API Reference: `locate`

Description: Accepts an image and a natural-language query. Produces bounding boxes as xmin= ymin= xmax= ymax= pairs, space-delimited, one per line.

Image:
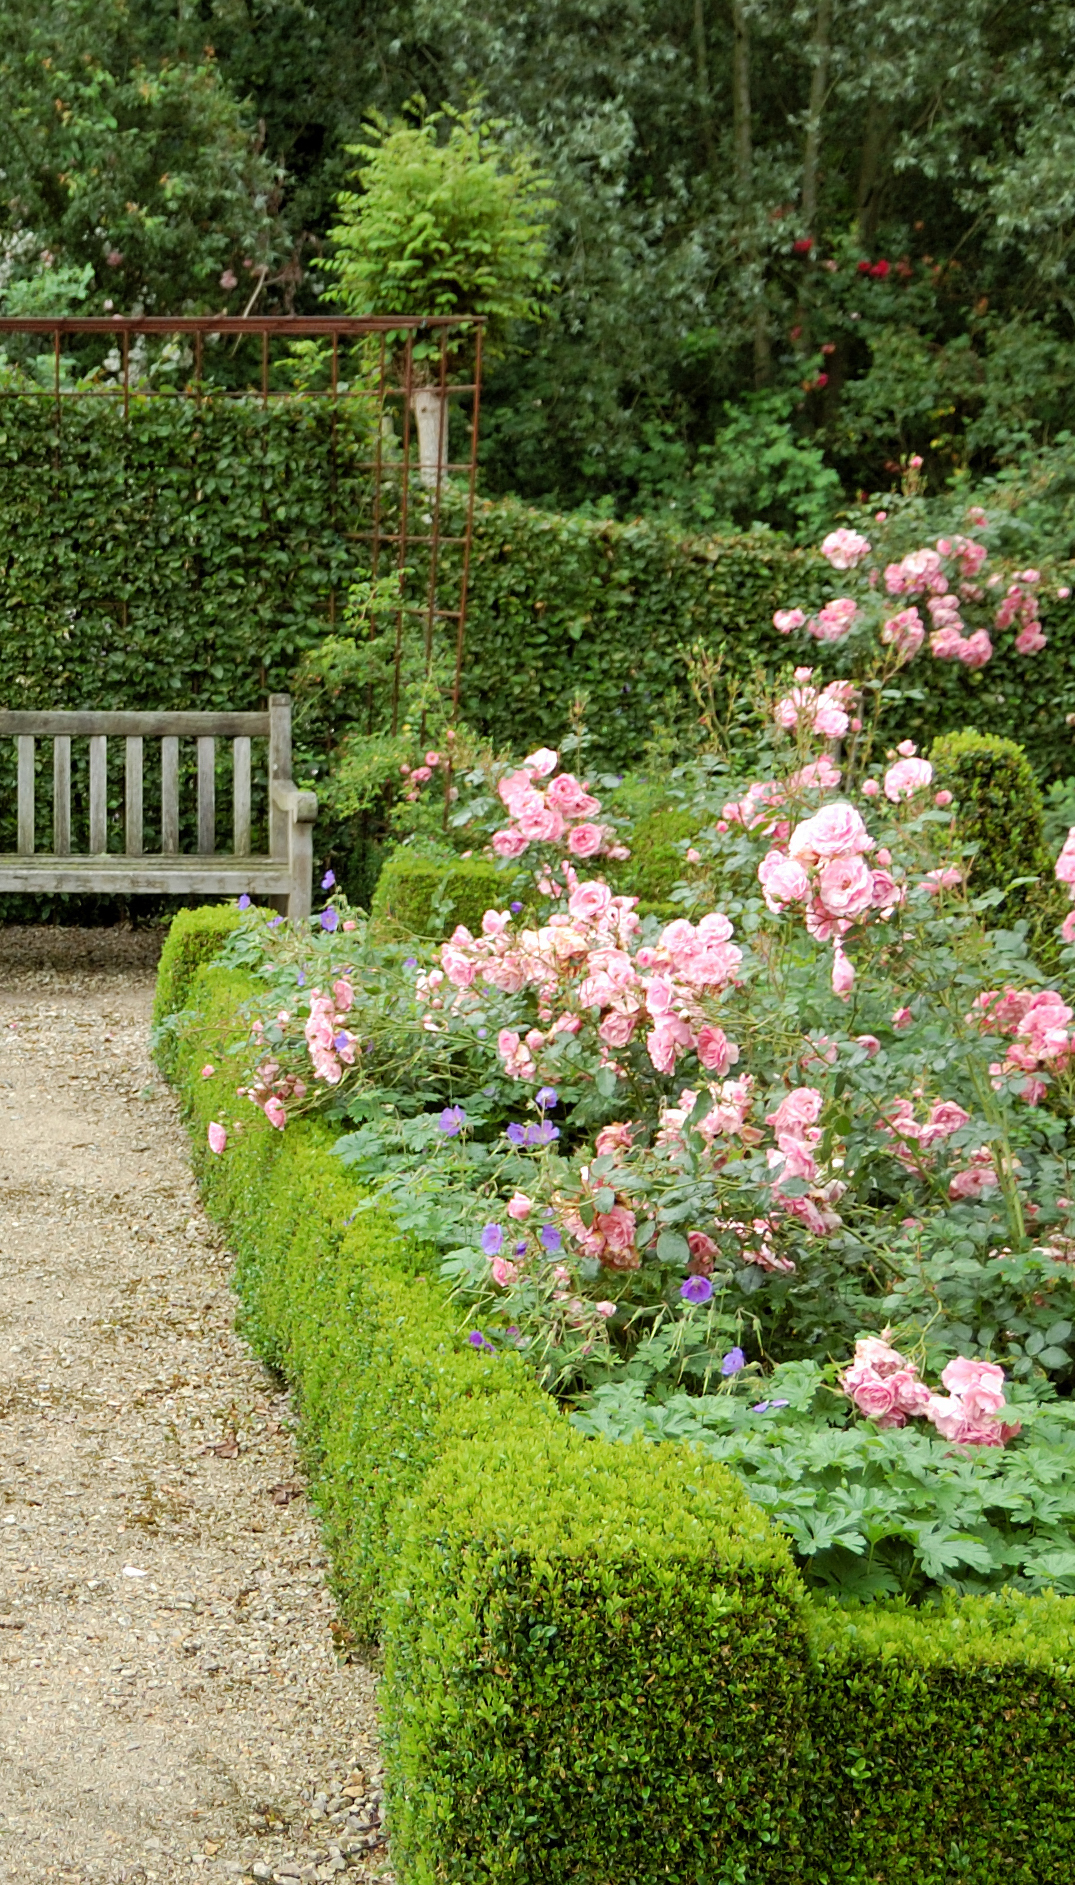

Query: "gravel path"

xmin=0 ymin=935 xmax=388 ymax=1885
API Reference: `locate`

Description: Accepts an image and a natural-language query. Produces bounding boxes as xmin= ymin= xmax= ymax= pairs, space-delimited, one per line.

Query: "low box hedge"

xmin=162 ymin=908 xmax=1075 ymax=1883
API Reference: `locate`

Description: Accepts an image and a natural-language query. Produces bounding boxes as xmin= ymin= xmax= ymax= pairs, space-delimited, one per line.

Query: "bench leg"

xmin=287 ymin=812 xmax=314 ymax=923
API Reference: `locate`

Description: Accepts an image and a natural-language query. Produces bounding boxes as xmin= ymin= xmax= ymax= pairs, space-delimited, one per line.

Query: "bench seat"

xmin=0 ymin=854 xmax=296 ymax=896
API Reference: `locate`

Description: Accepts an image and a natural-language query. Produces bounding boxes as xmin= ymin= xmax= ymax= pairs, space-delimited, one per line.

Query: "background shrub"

xmin=929 ymin=729 xmax=1067 ymax=955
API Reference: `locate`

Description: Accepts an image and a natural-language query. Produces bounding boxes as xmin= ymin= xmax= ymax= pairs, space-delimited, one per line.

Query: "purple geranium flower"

xmin=467 ymin=1330 xmax=493 ymax=1351
xmin=268 ymin=914 xmax=283 ymax=928
xmin=535 ymin=1086 xmax=558 ymax=1111
xmin=510 ymin=900 xmax=523 ymax=913
xmin=514 ymin=1239 xmax=527 ymax=1255
xmin=320 ymin=906 xmax=339 ymax=932
xmin=721 ymin=1346 xmax=746 ymax=1376
xmin=438 ymin=1105 xmax=467 ymax=1136
xmin=297 ymin=969 xmax=306 ymax=987
xmin=403 ymin=956 xmax=417 ymax=969
xmin=481 ymin=1223 xmax=504 ymax=1256
xmin=527 ymin=1120 xmax=560 ymax=1146
xmin=752 ymin=1399 xmax=790 ymax=1413
xmin=680 ymin=1276 xmax=714 ymax=1306
xmin=237 ymin=894 xmax=251 ymax=911
xmin=506 ymin=1123 xmax=527 ymax=1147
xmin=333 ymin=1032 xmax=352 ymax=1053
xmin=540 ymin=1224 xmax=562 ymax=1253
xmin=321 ymin=869 xmax=336 ymax=889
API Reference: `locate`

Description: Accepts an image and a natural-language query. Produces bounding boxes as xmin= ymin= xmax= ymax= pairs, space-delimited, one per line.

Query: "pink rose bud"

xmin=207 ymin=1121 xmax=227 ymax=1155
xmin=1058 ymin=587 xmax=1071 ymax=600
xmin=909 ymin=454 xmax=923 ymax=468
xmin=862 ymin=778 xmax=880 ymax=797
xmin=507 ymin=1191 xmax=533 ymax=1220
xmin=934 ymin=789 xmax=953 ymax=806
xmin=875 ymin=510 xmax=888 ymax=521
xmin=425 ymin=751 xmax=441 ymax=767
xmin=201 ymin=1064 xmax=215 ymax=1079
xmin=850 ymin=716 xmax=862 ymax=731
xmin=897 ymin=739 xmax=917 ymax=756
xmin=685 ymin=847 xmax=701 ymax=864
xmin=343 ymin=919 xmax=357 ymax=931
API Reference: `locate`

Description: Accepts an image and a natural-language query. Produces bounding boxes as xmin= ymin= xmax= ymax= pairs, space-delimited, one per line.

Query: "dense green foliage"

xmin=930 ymin=729 xmax=1068 ymax=947
xmin=326 ymin=107 xmax=553 ymax=360
xmin=162 ymin=921 xmax=1075 ymax=1884
xmin=369 ymin=853 xmax=506 ymax=939
xmin=40 ymin=1 xmax=1075 ymax=518
xmin=0 ymin=1 xmax=286 ymax=318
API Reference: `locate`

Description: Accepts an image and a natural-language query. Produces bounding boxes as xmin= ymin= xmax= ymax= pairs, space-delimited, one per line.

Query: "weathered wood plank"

xmin=233 ymin=736 xmax=251 ymax=856
xmin=16 ymin=737 xmax=34 ymax=855
xmin=0 ymin=711 xmax=269 ymax=738
xmin=161 ymin=736 xmax=179 ymax=854
xmin=53 ymin=737 xmax=71 ymax=856
xmin=268 ymin=694 xmax=290 ymax=862
xmin=88 ymin=737 xmax=107 ymax=853
xmin=197 ymin=737 xmax=216 ymax=854
xmin=0 ymin=857 xmax=291 ymax=894
xmin=125 ymin=736 xmax=143 ymax=856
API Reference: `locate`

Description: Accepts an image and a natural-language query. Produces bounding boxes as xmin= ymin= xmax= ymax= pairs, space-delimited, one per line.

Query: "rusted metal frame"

xmin=391 ymin=334 xmax=416 ymax=736
xmin=453 ymin=323 xmax=483 ymax=714
xmin=423 ymin=331 xmax=450 ymax=683
xmin=0 ymin=316 xmax=481 ymax=335
xmin=366 ymin=331 xmax=389 ymax=737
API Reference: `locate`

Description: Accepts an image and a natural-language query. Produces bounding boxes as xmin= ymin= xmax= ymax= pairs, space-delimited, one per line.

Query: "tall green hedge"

xmin=162 ymin=909 xmax=1075 ymax=1884
xmin=5 ymin=395 xmax=1075 ymax=791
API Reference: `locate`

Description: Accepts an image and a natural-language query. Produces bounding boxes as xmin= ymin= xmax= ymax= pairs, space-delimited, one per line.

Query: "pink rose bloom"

xmin=410 ymin=766 xmax=432 ymax=785
xmin=941 ymin=1356 xmax=1006 ymax=1416
xmin=499 ymin=770 xmax=543 ymax=816
xmin=813 ymin=697 xmax=851 ymax=738
xmin=201 ymin=1063 xmax=215 ymax=1079
xmin=507 ymin=1191 xmax=533 ymax=1220
xmin=264 ymin=1095 xmax=287 ymax=1130
xmin=441 ymin=947 xmax=478 ymax=989
xmin=1054 ymin=830 xmax=1075 ymax=886
xmin=850 ymin=1374 xmax=900 ymax=1421
xmin=935 ymin=789 xmax=953 ymax=807
xmin=207 ymin=1121 xmax=227 ymax=1154
xmin=647 ymin=1016 xmax=693 ymax=1073
xmin=929 ymin=625 xmax=966 ymax=660
xmin=773 ymin=608 xmax=806 ymax=632
xmin=958 ymin=629 xmax=993 ymax=668
xmin=492 ymin=825 xmax=529 ymax=858
xmin=696 ymin=1025 xmax=739 ymax=1074
xmin=758 ymin=849 xmax=810 ymax=910
xmin=598 ymin=1007 xmax=638 ymax=1047
xmin=597 ymin=1204 xmax=637 ymax=1257
xmin=490 ymin=1256 xmax=518 ymax=1287
xmin=767 ymin=1087 xmax=822 ymax=1136
xmin=920 ymin=866 xmax=962 ymax=894
xmin=644 ymin=975 xmax=675 ymax=1016
xmin=1063 ymin=910 xmax=1075 ymax=943
xmin=568 ymin=880 xmax=612 ymax=923
xmin=923 ymin=1099 xmax=970 ymax=1139
xmin=425 ymin=750 xmax=441 ymax=767
xmin=547 ymin=773 xmax=601 ymax=816
xmin=884 ymin=756 xmax=933 ymax=802
xmin=820 ymin=528 xmax=872 ymax=570
xmin=332 ymin=978 xmax=355 ymax=1012
xmin=595 ymin=1121 xmax=634 ymax=1155
xmin=523 ymin=747 xmax=559 ymax=777
xmin=566 ymin=822 xmax=604 ymax=857
xmin=948 ymin=1163 xmax=998 ymax=1200
xmin=789 ymin=801 xmax=873 ymax=865
xmin=870 ymin=869 xmax=901 ymax=909
xmin=788 ymin=756 xmax=842 ymax=792
xmin=831 ymin=946 xmax=855 ymax=999
xmin=595 ymin=1300 xmax=617 ymax=1318
xmin=817 ymin=853 xmax=874 ymax=918
xmin=1015 ymin=622 xmax=1047 ymax=654
xmin=498 ymin=1029 xmax=535 ymax=1077
xmin=774 ymin=685 xmax=816 ymax=730
xmin=687 ymin=1230 xmax=719 ymax=1274
xmin=811 ymin=597 xmax=859 ymax=641
xmin=518 ymin=803 xmax=566 ymax=844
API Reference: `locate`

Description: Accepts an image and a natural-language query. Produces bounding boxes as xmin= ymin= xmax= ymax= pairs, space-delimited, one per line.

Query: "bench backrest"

xmin=0 ymin=694 xmax=294 ymax=859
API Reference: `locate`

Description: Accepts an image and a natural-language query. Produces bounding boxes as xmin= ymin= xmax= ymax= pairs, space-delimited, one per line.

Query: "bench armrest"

xmin=271 ymin=780 xmax=318 ymax=823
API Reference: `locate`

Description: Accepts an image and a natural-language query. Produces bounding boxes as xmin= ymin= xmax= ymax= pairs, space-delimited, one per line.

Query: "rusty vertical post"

xmin=453 ymin=321 xmax=483 ymax=715
xmin=391 ymin=333 xmax=415 ymax=736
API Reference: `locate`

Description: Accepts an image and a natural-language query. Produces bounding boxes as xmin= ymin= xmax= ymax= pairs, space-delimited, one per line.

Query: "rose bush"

xmin=200 ymin=656 xmax=1075 ymax=1599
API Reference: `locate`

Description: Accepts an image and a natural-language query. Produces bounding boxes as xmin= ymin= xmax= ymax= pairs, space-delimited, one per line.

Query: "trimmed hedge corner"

xmin=369 ymin=852 xmax=508 ymax=940
xmin=160 ymin=906 xmax=1075 ymax=1884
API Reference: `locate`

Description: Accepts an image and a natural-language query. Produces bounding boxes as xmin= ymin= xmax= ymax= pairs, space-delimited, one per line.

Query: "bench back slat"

xmin=88 ymin=737 xmax=108 ymax=853
xmin=17 ymin=736 xmax=34 ymax=854
xmin=233 ymin=736 xmax=252 ymax=857
xmin=125 ymin=736 xmax=143 ymax=856
xmin=161 ymin=736 xmax=180 ymax=855
xmin=197 ymin=737 xmax=216 ymax=855
xmin=53 ymin=737 xmax=71 ymax=855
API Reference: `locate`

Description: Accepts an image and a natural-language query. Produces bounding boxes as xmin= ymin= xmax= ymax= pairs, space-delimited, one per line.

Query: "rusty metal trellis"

xmin=0 ymin=315 xmax=484 ymax=725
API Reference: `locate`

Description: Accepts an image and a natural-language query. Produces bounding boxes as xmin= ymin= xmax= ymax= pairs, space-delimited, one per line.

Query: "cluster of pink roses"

xmin=757 ymin=800 xmax=902 ymax=996
xmin=775 ymin=669 xmax=858 ymax=739
xmin=968 ymin=985 xmax=1075 ymax=1105
xmin=436 ymin=877 xmax=743 ymax=1082
xmin=490 ymin=748 xmax=628 ymax=864
xmin=764 ymin=1086 xmax=846 ymax=1239
xmin=302 ymin=981 xmax=359 ymax=1088
xmin=840 ymin=1336 xmax=1020 ymax=1446
xmin=400 ymin=747 xmax=446 ymax=803
xmin=875 ymin=1094 xmax=998 ymax=1197
xmin=773 ymin=526 xmax=1049 ymax=671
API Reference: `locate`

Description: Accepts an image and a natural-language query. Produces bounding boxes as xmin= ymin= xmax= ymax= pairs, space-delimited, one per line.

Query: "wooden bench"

xmin=0 ymin=693 xmax=317 ymax=919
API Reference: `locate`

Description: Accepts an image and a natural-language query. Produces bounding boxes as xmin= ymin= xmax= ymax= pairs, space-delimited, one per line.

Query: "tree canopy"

xmin=6 ymin=2 xmax=1075 ymax=527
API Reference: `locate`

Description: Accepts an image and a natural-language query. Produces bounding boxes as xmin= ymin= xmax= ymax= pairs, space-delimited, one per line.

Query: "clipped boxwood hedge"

xmin=369 ymin=852 xmax=507 ymax=940
xmin=162 ymin=909 xmax=1075 ymax=1883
